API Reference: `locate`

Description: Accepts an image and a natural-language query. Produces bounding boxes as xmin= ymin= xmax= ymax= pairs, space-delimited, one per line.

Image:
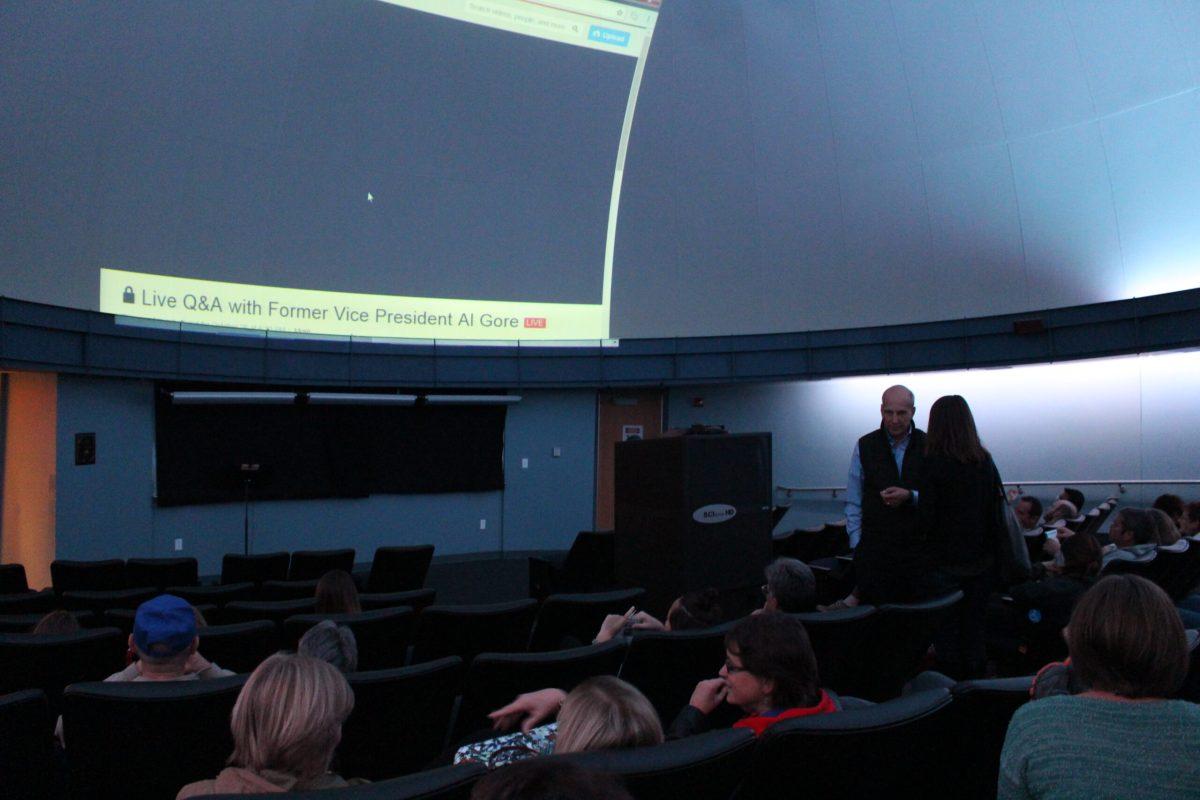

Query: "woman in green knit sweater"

xmin=998 ymin=574 xmax=1200 ymax=799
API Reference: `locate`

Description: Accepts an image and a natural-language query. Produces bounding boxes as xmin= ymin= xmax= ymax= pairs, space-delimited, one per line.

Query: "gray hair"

xmin=297 ymin=620 xmax=358 ymax=673
xmin=764 ymin=557 xmax=816 ymax=613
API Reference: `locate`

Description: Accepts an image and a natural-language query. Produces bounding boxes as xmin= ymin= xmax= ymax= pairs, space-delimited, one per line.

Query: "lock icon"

xmin=123 ymin=286 xmax=135 ymax=303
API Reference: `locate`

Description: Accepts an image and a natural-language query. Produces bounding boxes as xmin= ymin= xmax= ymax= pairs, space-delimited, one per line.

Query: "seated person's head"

xmin=1015 ymin=496 xmax=1043 ymax=530
xmin=665 ymin=588 xmax=723 ymax=631
xmin=131 ymin=594 xmax=199 ymax=674
xmin=298 ymin=619 xmax=358 ymax=673
xmin=720 ymin=613 xmax=820 ymax=715
xmin=1044 ymin=499 xmax=1078 ymax=524
xmin=1152 ymin=493 xmax=1184 ymax=525
xmin=1060 ymin=488 xmax=1086 ymax=513
xmin=762 ymin=558 xmax=816 ymax=613
xmin=1149 ymin=508 xmax=1181 ymax=545
xmin=554 ymin=676 xmax=662 ymax=754
xmin=470 ymin=760 xmax=633 ymax=800
xmin=314 ymin=570 xmax=361 ymax=615
xmin=1108 ymin=508 xmax=1156 ymax=548
xmin=1181 ymin=501 xmax=1200 ymax=537
xmin=32 ymin=609 xmax=81 ymax=635
xmin=229 ymin=653 xmax=354 ymax=783
xmin=1066 ymin=574 xmax=1188 ymax=699
xmin=1059 ymin=531 xmax=1102 ymax=579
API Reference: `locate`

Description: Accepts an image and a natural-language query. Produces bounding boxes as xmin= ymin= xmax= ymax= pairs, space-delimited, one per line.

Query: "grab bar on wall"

xmin=776 ymin=479 xmax=1200 ymax=500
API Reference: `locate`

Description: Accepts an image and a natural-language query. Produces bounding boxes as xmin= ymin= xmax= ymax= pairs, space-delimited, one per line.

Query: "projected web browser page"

xmin=99 ymin=0 xmax=662 ymax=344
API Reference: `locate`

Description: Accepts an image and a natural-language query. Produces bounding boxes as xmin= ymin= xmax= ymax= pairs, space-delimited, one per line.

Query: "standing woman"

xmin=917 ymin=394 xmax=1001 ymax=679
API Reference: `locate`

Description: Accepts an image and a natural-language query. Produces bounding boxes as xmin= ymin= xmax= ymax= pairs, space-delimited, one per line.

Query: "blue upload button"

xmin=588 ymin=25 xmax=630 ymax=47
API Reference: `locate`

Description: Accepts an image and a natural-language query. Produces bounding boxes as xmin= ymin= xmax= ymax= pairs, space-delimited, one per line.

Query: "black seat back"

xmin=0 ymin=689 xmax=56 ymax=800
xmin=411 ymin=600 xmax=539 ymax=665
xmin=339 ymin=657 xmax=464 ymax=780
xmin=260 ymin=578 xmax=320 ymax=601
xmin=942 ymin=675 xmax=1033 ymax=799
xmin=125 ymin=557 xmax=199 ymax=590
xmin=791 ymin=605 xmax=878 ymax=693
xmin=367 ymin=545 xmax=435 ymax=593
xmin=560 ymin=728 xmax=756 ymax=800
xmin=168 ymin=582 xmax=256 ymax=609
xmin=361 ymin=588 xmax=436 ymax=613
xmin=619 ymin=622 xmax=734 ymax=722
xmin=223 ymin=597 xmax=318 ymax=629
xmin=62 ymin=675 xmax=247 ymax=800
xmin=197 ymin=620 xmax=281 ymax=674
xmin=1150 ymin=543 xmax=1200 ymax=600
xmin=842 ymin=590 xmax=963 ymax=700
xmin=0 ymin=563 xmax=30 ymax=594
xmin=62 ymin=586 xmax=158 ymax=616
xmin=0 ymin=609 xmax=96 ymax=633
xmin=737 ymin=689 xmax=955 ymax=799
xmin=0 ymin=588 xmax=59 ymax=614
xmin=0 ymin=628 xmax=125 ymax=714
xmin=213 ymin=764 xmax=485 ymax=800
xmin=51 ymin=559 xmax=126 ymax=593
xmin=456 ymin=639 xmax=628 ymax=739
xmin=528 ymin=588 xmax=645 ymax=651
xmin=289 ymin=548 xmax=356 ymax=582
xmin=221 ymin=552 xmax=289 ymax=586
xmin=284 ymin=607 xmax=416 ymax=671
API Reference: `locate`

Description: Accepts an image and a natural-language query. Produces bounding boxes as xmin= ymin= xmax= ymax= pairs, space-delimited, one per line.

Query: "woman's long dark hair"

xmin=924 ymin=395 xmax=988 ymax=464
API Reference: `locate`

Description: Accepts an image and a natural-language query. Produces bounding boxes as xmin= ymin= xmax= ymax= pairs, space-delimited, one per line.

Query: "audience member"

xmin=108 ymin=594 xmax=234 ymax=682
xmin=760 ymin=557 xmax=816 ymax=613
xmin=298 ymin=620 xmax=358 ymax=673
xmin=314 ymin=570 xmax=361 ymax=615
xmin=999 ymin=575 xmax=1200 ymax=799
xmin=1149 ymin=508 xmax=1183 ymax=548
xmin=32 ymin=609 xmax=80 ymax=635
xmin=470 ymin=760 xmax=633 ymax=800
xmin=670 ymin=612 xmax=835 ymax=737
xmin=1152 ymin=493 xmax=1185 ymax=526
xmin=1042 ymin=499 xmax=1078 ymax=526
xmin=593 ymin=588 xmax=722 ymax=643
xmin=1060 ymin=487 xmax=1086 ymax=514
xmin=1013 ymin=496 xmax=1043 ymax=532
xmin=1009 ymin=531 xmax=1102 ymax=636
xmin=1181 ymin=501 xmax=1200 ymax=537
xmin=177 ymin=654 xmax=361 ymax=797
xmin=1100 ymin=508 xmax=1158 ymax=570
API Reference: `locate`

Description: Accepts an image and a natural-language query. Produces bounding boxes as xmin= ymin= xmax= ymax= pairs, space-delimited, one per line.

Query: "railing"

xmin=776 ymin=479 xmax=1200 ymax=500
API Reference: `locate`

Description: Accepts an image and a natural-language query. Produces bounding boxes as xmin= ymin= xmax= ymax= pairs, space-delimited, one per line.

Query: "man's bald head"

xmin=880 ymin=385 xmax=915 ymax=439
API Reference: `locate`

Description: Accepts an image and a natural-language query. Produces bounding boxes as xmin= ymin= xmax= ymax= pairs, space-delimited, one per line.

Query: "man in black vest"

xmin=822 ymin=385 xmax=939 ymax=608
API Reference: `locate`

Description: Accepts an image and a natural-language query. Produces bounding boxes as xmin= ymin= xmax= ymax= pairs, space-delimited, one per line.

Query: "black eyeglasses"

xmin=723 ymin=658 xmax=748 ymax=674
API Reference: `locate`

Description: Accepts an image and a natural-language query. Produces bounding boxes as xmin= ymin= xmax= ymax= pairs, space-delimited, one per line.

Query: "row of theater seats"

xmin=0 ymin=669 xmax=1042 ymax=800
xmin=0 ymin=545 xmax=437 ymax=598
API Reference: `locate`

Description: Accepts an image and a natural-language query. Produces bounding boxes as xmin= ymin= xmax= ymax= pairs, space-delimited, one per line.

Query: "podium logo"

xmin=693 ymin=504 xmax=737 ymax=524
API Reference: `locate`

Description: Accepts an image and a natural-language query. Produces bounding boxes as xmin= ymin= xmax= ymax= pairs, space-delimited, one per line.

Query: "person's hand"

xmin=880 ymin=486 xmax=911 ymax=507
xmin=183 ymin=651 xmax=212 ymax=675
xmin=488 ymin=688 xmax=566 ymax=733
xmin=1043 ymin=537 xmax=1062 ymax=557
xmin=630 ymin=611 xmax=666 ymax=632
xmin=689 ymin=678 xmax=727 ymax=715
xmin=595 ymin=607 xmax=636 ymax=643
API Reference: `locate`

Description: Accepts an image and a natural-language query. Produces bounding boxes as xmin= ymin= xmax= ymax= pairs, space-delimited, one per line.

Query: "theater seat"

xmin=124 ymin=557 xmax=199 ymax=591
xmin=196 ymin=620 xmax=281 ymax=674
xmin=339 ymin=657 xmax=464 ymax=780
xmin=62 ymin=586 xmax=158 ymax=616
xmin=288 ymin=548 xmax=356 ymax=582
xmin=618 ymin=622 xmax=735 ymax=722
xmin=260 ymin=578 xmax=320 ymax=601
xmin=791 ymin=604 xmax=878 ymax=694
xmin=410 ymin=600 xmax=539 ymax=665
xmin=220 ymin=552 xmax=289 ymax=586
xmin=527 ymin=588 xmax=645 ymax=651
xmin=361 ymin=588 xmax=437 ymax=613
xmin=0 ymin=563 xmax=30 ymax=594
xmin=455 ymin=639 xmax=628 ymax=739
xmin=284 ymin=607 xmax=416 ymax=671
xmin=735 ymin=688 xmax=955 ymax=799
xmin=367 ymin=545 xmax=436 ymax=593
xmin=0 ymin=689 xmax=57 ymax=800
xmin=62 ymin=675 xmax=247 ymax=800
xmin=223 ymin=597 xmax=317 ymax=629
xmin=0 ymin=628 xmax=126 ymax=714
xmin=559 ymin=728 xmax=756 ymax=800
xmin=168 ymin=582 xmax=256 ymax=609
xmin=0 ymin=610 xmax=96 ymax=633
xmin=51 ymin=559 xmax=126 ymax=593
xmin=528 ymin=531 xmax=615 ymax=600
xmin=206 ymin=763 xmax=486 ymax=800
xmin=0 ymin=589 xmax=59 ymax=615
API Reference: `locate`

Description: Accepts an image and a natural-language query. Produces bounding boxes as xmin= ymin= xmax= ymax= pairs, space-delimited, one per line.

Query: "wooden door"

xmin=595 ymin=390 xmax=663 ymax=530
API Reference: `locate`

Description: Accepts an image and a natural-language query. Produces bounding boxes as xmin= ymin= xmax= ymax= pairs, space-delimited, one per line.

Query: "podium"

xmin=614 ymin=433 xmax=773 ymax=614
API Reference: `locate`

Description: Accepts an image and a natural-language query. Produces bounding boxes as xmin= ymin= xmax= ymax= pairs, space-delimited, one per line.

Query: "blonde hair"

xmin=554 ymin=676 xmax=662 ymax=754
xmin=1149 ymin=508 xmax=1181 ymax=545
xmin=229 ymin=653 xmax=354 ymax=781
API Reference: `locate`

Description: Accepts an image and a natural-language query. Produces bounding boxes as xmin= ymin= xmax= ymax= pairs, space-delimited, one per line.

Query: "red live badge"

xmin=523 ymin=317 xmax=547 ymax=329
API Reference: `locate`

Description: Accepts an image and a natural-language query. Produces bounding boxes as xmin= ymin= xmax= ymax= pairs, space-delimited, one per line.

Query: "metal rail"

xmin=777 ymin=479 xmax=1200 ymax=500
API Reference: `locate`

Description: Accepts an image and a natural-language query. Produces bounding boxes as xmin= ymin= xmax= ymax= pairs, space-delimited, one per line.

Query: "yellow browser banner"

xmin=100 ymin=269 xmax=609 ymax=342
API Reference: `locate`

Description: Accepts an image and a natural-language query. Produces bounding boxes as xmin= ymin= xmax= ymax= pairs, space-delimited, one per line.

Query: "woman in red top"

xmin=669 ymin=612 xmax=836 ymax=738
